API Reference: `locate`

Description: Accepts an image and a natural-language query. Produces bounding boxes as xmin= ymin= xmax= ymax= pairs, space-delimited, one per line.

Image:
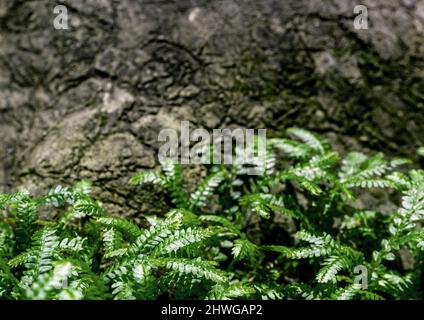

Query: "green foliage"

xmin=0 ymin=128 xmax=423 ymax=300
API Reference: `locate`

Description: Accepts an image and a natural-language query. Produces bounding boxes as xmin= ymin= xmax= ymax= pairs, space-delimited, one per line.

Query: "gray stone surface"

xmin=1 ymin=0 xmax=424 ymax=217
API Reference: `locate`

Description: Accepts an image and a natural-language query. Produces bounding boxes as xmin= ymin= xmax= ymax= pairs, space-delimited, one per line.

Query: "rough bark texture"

xmin=1 ymin=0 xmax=424 ymax=217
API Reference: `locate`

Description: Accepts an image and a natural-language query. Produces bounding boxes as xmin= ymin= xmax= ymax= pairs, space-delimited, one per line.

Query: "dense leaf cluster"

xmin=0 ymin=129 xmax=423 ymax=300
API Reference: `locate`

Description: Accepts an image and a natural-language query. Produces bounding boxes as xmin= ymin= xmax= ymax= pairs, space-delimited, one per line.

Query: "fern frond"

xmin=153 ymin=257 xmax=228 ymax=284
xmin=97 ymin=217 xmax=141 ymax=241
xmin=240 ymin=193 xmax=297 ymax=219
xmin=0 ymin=223 xmax=14 ymax=259
xmin=162 ymin=159 xmax=183 ymax=185
xmin=277 ymin=171 xmax=322 ymax=195
xmin=160 ymin=160 xmax=190 ymax=208
xmin=261 ymin=245 xmax=293 ymax=257
xmin=340 ymin=153 xmax=408 ymax=190
xmin=21 ymin=228 xmax=59 ymax=287
xmin=24 ymin=261 xmax=77 ymax=300
xmin=131 ymin=261 xmax=158 ymax=299
xmin=335 ymin=284 xmax=360 ymax=300
xmin=127 ymin=213 xmax=183 ymax=256
xmin=346 ymin=178 xmax=395 ymax=189
xmin=239 ymin=194 xmax=273 ymax=219
xmin=287 ymin=128 xmax=329 ymax=154
xmin=152 ymin=227 xmax=216 ymax=257
xmin=73 ymin=181 xmax=92 ymax=195
xmin=111 ymin=280 xmax=136 ymax=300
xmin=255 ymin=284 xmax=285 ymax=300
xmin=190 ymin=170 xmax=226 ymax=209
xmin=207 ymin=282 xmax=255 ymax=299
xmin=42 ymin=182 xmax=93 ymax=207
xmin=295 ymin=231 xmax=332 ymax=246
xmin=0 ymin=191 xmax=30 ymax=210
xmin=199 ymin=215 xmax=241 ymax=235
xmin=268 ymin=138 xmax=314 ymax=158
xmin=385 ymin=172 xmax=412 ymax=190
xmin=0 ymin=259 xmax=19 ymax=298
xmin=278 ymin=152 xmax=338 ymax=191
xmin=58 ymin=237 xmax=87 ymax=255
xmin=389 ymin=183 xmax=424 ymax=237
xmin=316 ymin=256 xmax=346 ymax=283
xmin=59 ymin=197 xmax=104 ymax=225
xmin=129 ymin=171 xmax=166 ymax=187
xmin=13 ymin=198 xmax=39 ymax=249
xmin=42 ymin=185 xmax=77 ymax=207
xmin=289 ymin=246 xmax=332 ymax=259
xmin=374 ymin=272 xmax=419 ymax=299
xmin=8 ymin=251 xmax=30 ymax=268
xmin=232 ymin=239 xmax=258 ymax=262
xmin=102 ymin=228 xmax=125 ymax=259
xmin=73 ymin=198 xmax=104 ymax=218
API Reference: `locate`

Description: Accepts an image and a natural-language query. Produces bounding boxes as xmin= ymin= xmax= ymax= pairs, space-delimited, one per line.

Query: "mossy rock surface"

xmin=1 ymin=0 xmax=424 ymax=216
